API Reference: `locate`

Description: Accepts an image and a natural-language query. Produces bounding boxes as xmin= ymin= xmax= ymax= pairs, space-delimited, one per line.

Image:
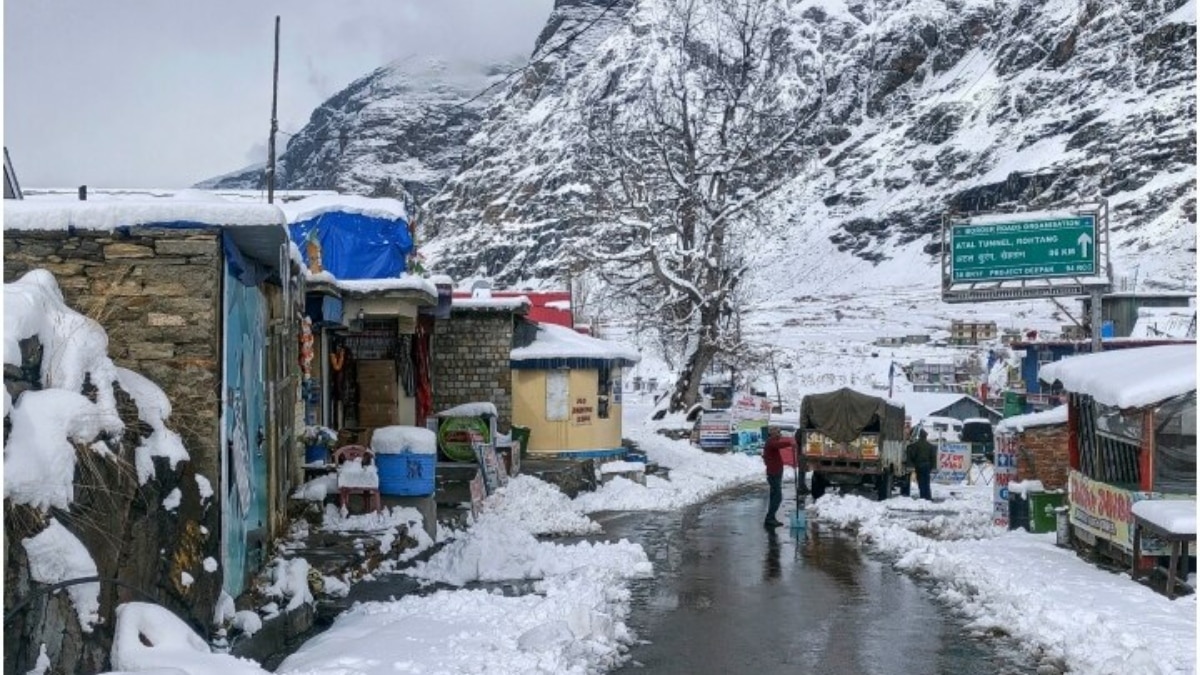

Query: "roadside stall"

xmin=1038 ymin=344 xmax=1196 ymax=583
xmin=510 ymin=320 xmax=640 ymax=460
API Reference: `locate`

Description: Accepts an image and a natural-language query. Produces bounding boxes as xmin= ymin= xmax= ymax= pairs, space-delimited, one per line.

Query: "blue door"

xmin=221 ymin=260 xmax=269 ymax=598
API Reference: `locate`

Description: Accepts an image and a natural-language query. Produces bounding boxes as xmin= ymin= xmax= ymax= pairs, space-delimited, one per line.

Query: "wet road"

xmin=598 ymin=486 xmax=1036 ymax=675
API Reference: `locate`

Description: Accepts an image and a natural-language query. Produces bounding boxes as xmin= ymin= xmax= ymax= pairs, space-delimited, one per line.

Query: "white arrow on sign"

xmin=1077 ymin=232 xmax=1093 ymax=258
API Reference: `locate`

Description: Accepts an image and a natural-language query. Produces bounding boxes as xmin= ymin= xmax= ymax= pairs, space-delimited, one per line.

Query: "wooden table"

xmin=1131 ymin=501 xmax=1197 ymax=600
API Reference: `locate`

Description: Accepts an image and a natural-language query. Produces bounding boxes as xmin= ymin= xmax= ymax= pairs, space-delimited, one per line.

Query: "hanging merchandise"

xmin=299 ymin=316 xmax=315 ymax=380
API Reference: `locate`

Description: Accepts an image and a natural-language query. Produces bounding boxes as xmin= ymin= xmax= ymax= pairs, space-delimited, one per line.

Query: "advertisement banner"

xmin=992 ymin=434 xmax=1019 ymax=527
xmin=934 ymin=443 xmax=972 ymax=484
xmin=699 ymin=409 xmax=733 ymax=450
xmin=1066 ymin=471 xmax=1188 ymax=555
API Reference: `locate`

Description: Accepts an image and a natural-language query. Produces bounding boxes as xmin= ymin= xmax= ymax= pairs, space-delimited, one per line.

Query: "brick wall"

xmin=1015 ymin=424 xmax=1071 ymax=490
xmin=4 ymin=229 xmax=224 ymax=480
xmin=432 ymin=311 xmax=515 ymax=431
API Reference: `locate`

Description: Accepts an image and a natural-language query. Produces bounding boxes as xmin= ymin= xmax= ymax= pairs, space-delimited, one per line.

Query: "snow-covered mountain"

xmin=199 ymin=0 xmax=1196 ymax=295
xmin=195 ymin=57 xmax=520 ymax=213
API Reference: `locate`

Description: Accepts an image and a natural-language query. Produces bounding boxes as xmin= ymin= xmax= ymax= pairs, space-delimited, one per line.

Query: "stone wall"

xmin=1014 ymin=425 xmax=1071 ymax=490
xmin=3 ymin=324 xmax=221 ymax=674
xmin=4 ymin=228 xmax=223 ymax=482
xmin=432 ymin=310 xmax=515 ymax=431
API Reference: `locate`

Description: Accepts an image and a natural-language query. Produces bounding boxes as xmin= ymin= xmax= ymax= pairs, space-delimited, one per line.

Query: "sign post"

xmin=949 ymin=216 xmax=1097 ymax=282
xmin=941 ymin=204 xmax=1111 ymax=304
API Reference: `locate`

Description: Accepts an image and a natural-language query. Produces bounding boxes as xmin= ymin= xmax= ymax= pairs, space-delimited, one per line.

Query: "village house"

xmin=3 ymin=196 xmax=303 ymax=671
xmin=949 ymin=319 xmax=998 ymax=345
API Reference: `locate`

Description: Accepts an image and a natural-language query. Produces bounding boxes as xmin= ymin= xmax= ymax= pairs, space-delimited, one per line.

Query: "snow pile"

xmin=109 ymin=602 xmax=268 ymax=674
xmin=408 ymin=517 xmax=649 ymax=586
xmin=262 ymin=558 xmax=313 ymax=612
xmin=370 ymin=425 xmax=437 ymax=454
xmin=1131 ymin=500 xmax=1197 ymax=536
xmin=574 ymin=427 xmax=762 ymax=513
xmin=477 ymin=475 xmax=601 ymax=536
xmin=315 ymin=504 xmax=436 ymax=560
xmin=21 ymin=519 xmax=101 ymax=631
xmin=436 ymin=401 xmax=498 ymax=418
xmin=278 ymin=566 xmax=637 ymax=675
xmin=809 ymin=492 xmax=1196 ymax=674
xmin=115 ymin=367 xmax=189 ymax=483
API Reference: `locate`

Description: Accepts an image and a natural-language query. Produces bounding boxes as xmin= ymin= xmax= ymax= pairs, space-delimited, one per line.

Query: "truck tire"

xmin=875 ymin=469 xmax=893 ymax=502
xmin=811 ymin=472 xmax=827 ymax=501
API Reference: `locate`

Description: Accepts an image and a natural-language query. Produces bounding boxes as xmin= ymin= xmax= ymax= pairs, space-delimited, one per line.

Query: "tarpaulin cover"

xmin=289 ymin=210 xmax=412 ymax=280
xmin=799 ymin=387 xmax=906 ymax=444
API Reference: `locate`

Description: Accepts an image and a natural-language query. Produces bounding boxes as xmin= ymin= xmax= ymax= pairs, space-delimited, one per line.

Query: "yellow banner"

xmin=1068 ymin=470 xmax=1134 ymax=549
xmin=1067 ymin=471 xmax=1194 ymax=556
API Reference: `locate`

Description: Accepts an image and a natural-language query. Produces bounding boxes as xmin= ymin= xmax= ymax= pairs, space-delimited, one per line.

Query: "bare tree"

xmin=578 ymin=0 xmax=822 ymax=412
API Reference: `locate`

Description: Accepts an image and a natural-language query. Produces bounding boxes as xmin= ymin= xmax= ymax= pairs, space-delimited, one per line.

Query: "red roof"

xmin=452 ymin=290 xmax=573 ymax=328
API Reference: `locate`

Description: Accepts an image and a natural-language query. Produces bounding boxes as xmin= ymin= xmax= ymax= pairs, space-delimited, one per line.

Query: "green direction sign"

xmin=950 ymin=216 xmax=1097 ymax=282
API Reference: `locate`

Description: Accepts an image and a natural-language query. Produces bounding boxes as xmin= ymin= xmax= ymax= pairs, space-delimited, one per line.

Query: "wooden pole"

xmin=267 ymin=16 xmax=280 ymax=203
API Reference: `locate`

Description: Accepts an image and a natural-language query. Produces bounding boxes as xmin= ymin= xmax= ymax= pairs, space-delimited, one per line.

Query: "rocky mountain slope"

xmin=200 ymin=0 xmax=1196 ymax=295
xmin=196 ymin=57 xmax=518 ymax=211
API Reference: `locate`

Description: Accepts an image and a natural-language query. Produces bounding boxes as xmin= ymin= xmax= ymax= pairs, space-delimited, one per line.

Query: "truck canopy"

xmin=799 ymin=387 xmax=906 ymax=443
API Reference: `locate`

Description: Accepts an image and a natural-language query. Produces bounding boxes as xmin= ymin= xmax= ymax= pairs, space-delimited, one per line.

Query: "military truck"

xmin=797 ymin=387 xmax=907 ymax=501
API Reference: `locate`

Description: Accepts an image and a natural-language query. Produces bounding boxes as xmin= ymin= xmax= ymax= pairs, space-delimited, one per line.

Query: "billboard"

xmin=941 ymin=204 xmax=1111 ymax=303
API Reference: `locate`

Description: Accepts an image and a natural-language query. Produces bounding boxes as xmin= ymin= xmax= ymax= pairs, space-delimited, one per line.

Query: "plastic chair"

xmin=332 ymin=444 xmax=381 ymax=513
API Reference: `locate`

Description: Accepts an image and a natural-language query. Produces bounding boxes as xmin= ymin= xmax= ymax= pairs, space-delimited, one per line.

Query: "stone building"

xmin=3 ymin=198 xmax=301 ymax=672
xmin=432 ymin=293 xmax=531 ymax=432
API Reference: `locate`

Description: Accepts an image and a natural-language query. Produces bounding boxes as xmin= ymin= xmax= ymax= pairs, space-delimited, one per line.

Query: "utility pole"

xmin=266 ymin=16 xmax=280 ymax=203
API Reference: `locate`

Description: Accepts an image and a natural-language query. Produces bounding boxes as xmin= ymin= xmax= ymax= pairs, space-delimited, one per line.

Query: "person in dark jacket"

xmin=762 ymin=426 xmax=794 ymax=527
xmin=905 ymin=429 xmax=938 ymax=501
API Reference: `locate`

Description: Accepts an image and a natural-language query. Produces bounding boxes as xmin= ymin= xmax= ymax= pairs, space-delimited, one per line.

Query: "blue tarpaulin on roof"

xmin=289 ymin=210 xmax=413 ymax=280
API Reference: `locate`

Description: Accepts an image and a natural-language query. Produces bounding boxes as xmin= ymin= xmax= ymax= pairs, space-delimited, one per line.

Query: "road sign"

xmin=950 ymin=216 xmax=1097 ymax=282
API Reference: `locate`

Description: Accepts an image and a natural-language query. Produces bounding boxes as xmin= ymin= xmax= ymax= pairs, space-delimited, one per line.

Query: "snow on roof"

xmin=1131 ymin=499 xmax=1197 ymax=535
xmin=429 ymin=274 xmax=455 ymax=286
xmin=887 ymin=391 xmax=993 ymax=422
xmin=3 ymin=197 xmax=285 ymax=230
xmin=1038 ymin=344 xmax=1196 ymax=408
xmin=452 ymin=295 xmax=531 ymax=311
xmin=278 ymin=194 xmax=407 ymax=223
xmin=996 ymin=405 xmax=1068 ymax=433
xmin=511 ymin=321 xmax=640 ymax=365
xmin=1128 ymin=307 xmax=1196 ymax=339
xmin=328 ymin=276 xmax=438 ymax=297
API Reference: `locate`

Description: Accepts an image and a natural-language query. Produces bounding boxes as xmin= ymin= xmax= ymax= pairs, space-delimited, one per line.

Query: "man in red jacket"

xmin=762 ymin=426 xmax=794 ymax=527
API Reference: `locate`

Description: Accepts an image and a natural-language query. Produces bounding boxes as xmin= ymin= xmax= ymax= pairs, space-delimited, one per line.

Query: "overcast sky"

xmin=4 ymin=0 xmax=554 ymax=189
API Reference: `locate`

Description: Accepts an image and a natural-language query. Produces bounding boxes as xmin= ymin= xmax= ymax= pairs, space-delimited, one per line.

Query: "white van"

xmin=913 ymin=416 xmax=963 ymax=442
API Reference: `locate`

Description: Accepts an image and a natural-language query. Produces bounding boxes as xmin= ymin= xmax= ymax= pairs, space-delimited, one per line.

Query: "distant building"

xmin=949 ymin=319 xmax=998 ymax=345
xmin=1079 ymin=292 xmax=1195 ymax=338
xmin=1128 ymin=307 xmax=1196 ymax=339
xmin=1000 ymin=329 xmax=1023 ymax=345
xmin=874 ymin=334 xmax=933 ymax=347
xmin=907 ymin=357 xmax=958 ymax=392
